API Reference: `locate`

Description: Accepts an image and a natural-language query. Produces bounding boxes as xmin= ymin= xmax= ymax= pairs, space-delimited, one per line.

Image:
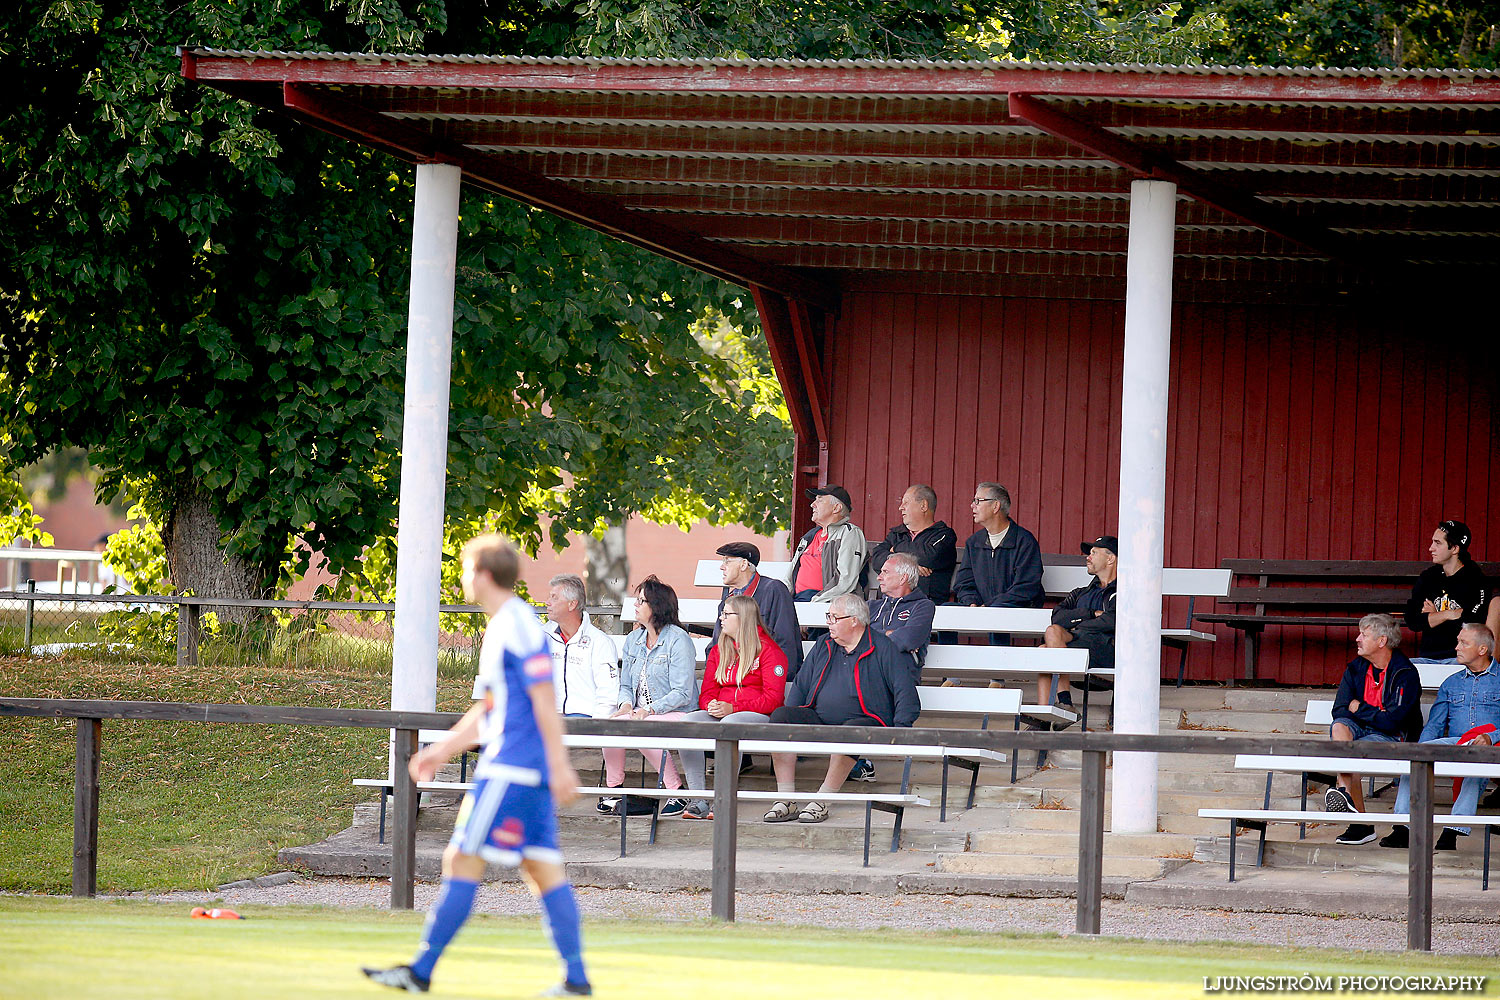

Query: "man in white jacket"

xmin=544 ymin=573 xmax=620 ymax=719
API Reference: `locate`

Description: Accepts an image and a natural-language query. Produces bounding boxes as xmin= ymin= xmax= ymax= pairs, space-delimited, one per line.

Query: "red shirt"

xmin=794 ymin=529 xmax=827 ymax=593
xmin=1362 ymin=662 xmax=1386 ymax=711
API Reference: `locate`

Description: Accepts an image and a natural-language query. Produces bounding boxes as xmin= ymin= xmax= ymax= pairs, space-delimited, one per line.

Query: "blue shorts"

xmin=450 ymin=770 xmax=561 ymax=867
xmin=1330 ymin=719 xmax=1401 ymax=743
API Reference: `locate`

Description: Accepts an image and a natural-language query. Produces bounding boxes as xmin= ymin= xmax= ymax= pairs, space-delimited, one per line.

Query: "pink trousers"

xmin=602 ymin=711 xmax=687 ymax=788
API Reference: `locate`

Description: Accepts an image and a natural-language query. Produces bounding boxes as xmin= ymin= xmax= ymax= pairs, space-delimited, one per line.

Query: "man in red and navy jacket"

xmin=760 ymin=594 xmax=920 ymax=825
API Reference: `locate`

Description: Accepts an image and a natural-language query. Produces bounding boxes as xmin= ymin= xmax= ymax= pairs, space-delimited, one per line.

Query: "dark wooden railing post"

xmin=1407 ymin=759 xmax=1434 ymax=951
xmin=23 ymin=580 xmax=36 ymax=653
xmin=711 ymin=737 xmax=740 ymax=921
xmin=73 ymin=717 xmax=101 ymax=898
xmin=391 ymin=728 xmax=419 ymax=910
xmin=176 ymin=601 xmax=201 ymax=667
xmin=1076 ymin=748 xmax=1106 ymax=934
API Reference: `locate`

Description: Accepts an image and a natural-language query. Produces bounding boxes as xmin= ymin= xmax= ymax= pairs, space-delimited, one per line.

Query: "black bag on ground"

xmin=612 ymin=794 xmax=657 ymax=816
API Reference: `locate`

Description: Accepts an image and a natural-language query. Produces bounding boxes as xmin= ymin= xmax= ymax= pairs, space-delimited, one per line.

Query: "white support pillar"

xmin=391 ymin=162 xmax=462 ymax=713
xmin=1111 ymin=178 xmax=1176 ymax=835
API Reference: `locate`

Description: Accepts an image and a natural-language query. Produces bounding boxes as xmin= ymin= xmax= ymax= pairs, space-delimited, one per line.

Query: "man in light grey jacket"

xmin=788 ymin=485 xmax=869 ymax=602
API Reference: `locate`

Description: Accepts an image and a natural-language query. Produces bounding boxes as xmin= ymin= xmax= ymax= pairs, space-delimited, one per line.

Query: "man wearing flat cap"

xmin=1036 ymin=535 xmax=1118 ymax=728
xmin=712 ymin=541 xmax=802 ymax=681
xmin=788 ymin=485 xmax=869 ymax=604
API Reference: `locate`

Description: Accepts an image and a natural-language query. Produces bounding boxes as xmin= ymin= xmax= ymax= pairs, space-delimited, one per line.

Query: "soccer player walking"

xmin=363 ymin=534 xmax=591 ymax=996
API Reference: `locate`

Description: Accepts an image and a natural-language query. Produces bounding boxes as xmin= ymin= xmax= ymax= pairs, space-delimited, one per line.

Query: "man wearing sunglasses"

xmin=761 ymin=594 xmax=920 ymax=825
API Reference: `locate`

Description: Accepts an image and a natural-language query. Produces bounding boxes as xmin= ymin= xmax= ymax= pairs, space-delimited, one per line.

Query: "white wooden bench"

xmin=922 ymin=643 xmax=1096 ymax=732
xmin=355 ymin=724 xmax=980 ymax=861
xmin=1198 ymin=805 xmax=1500 ymax=886
xmin=1045 ymin=564 xmax=1229 ymax=686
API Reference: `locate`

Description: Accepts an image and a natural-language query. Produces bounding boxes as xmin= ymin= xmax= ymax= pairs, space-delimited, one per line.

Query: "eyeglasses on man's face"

xmin=970 ymin=496 xmax=998 ymax=506
xmin=825 ymin=613 xmax=854 ymax=624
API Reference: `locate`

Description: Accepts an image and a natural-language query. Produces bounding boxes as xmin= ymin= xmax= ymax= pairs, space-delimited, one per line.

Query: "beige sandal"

xmin=763 ymin=800 xmax=799 ymax=823
xmin=797 ymin=800 xmax=830 ymax=824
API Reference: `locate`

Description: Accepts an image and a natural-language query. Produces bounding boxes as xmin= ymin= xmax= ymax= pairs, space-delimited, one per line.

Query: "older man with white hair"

xmin=869 ymin=552 xmax=936 ymax=680
xmin=543 ymin=573 xmax=620 ymax=720
xmin=1378 ymin=622 xmax=1500 ymax=851
xmin=762 ymin=594 xmax=920 ymax=824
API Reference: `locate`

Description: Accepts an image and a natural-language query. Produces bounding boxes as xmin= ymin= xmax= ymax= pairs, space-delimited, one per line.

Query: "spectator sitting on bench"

xmin=869 ymin=552 xmax=936 ymax=680
xmin=1405 ymin=519 xmax=1491 ymax=664
xmin=543 ymin=573 xmax=619 ymax=721
xmin=668 ymin=596 xmax=789 ymax=821
xmin=763 ymin=594 xmax=920 ymax=824
xmin=789 ymin=485 xmax=868 ymax=603
xmin=1379 ymin=622 xmax=1500 ymax=851
xmin=712 ymin=541 xmax=801 ymax=682
xmin=849 ymin=553 xmax=936 ymax=784
xmin=868 ymin=483 xmax=958 ymax=602
xmin=951 ymin=482 xmax=1043 ymax=645
xmin=598 ymin=576 xmax=698 ymax=816
xmin=1035 ymin=536 xmax=1118 ymax=731
xmin=1323 ymin=613 xmax=1423 ymax=846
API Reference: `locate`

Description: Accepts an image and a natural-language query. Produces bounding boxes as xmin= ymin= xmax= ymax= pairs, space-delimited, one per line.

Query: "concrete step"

xmin=1221 ymin=688 xmax=1327 ymax=713
xmin=352 ymin=799 xmax=968 ymax=852
xmin=971 ymin=806 xmax=1083 ymax=831
xmin=1194 ymin=832 xmax=1496 ymax=876
xmin=1046 ymin=786 xmax=1309 ymax=816
xmin=1180 ymin=709 xmax=1317 ymax=734
xmin=938 ymin=851 xmax=1190 ymax=879
xmin=968 ymin=830 xmax=1198 ymax=856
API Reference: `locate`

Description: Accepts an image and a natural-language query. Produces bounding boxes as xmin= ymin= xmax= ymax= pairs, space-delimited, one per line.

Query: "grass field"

xmin=0 ymin=648 xmax=477 ymax=892
xmin=5 ymin=897 xmax=1494 ymax=1000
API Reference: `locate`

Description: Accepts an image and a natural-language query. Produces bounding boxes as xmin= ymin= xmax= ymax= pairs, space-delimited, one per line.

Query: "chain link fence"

xmin=0 ymin=586 xmax=624 ymax=673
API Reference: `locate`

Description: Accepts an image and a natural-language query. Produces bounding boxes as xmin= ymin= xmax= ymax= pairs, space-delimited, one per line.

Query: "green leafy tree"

xmin=2 ymin=0 xmax=1216 ymax=607
xmin=1175 ymin=1 xmax=1500 ymax=67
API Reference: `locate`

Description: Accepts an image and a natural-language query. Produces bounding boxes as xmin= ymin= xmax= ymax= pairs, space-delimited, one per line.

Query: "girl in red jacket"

xmin=661 ymin=595 xmax=788 ymax=820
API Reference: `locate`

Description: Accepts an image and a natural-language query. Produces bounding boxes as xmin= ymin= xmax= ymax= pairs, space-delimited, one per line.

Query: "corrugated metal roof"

xmin=184 ymin=48 xmax=1500 ymax=80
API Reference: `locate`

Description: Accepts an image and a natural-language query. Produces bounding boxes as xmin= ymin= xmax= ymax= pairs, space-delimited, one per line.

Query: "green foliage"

xmin=1177 ymin=0 xmax=1500 ymax=68
xmin=96 ymin=605 xmax=220 ymax=655
xmin=0 ymin=471 xmax=53 ymax=549
xmin=100 ymin=503 xmax=169 ymax=594
xmin=559 ymin=0 xmax=1222 ymax=63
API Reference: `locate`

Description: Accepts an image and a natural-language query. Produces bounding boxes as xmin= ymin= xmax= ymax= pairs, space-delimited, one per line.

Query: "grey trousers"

xmin=677 ymin=708 xmax=771 ymax=810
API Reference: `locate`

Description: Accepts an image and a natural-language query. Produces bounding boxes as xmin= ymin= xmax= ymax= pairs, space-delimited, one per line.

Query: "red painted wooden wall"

xmin=822 ymin=290 xmax=1499 ymax=685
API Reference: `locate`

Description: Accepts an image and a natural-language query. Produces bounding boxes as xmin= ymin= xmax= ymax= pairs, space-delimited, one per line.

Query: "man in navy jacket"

xmin=951 ymin=482 xmax=1043 ymax=645
xmin=762 ymin=594 xmax=920 ymax=825
xmin=1323 ymin=613 xmax=1423 ymax=846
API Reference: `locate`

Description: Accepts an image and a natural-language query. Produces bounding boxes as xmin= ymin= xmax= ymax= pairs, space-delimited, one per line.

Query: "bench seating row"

xmin=1200 ymin=753 xmax=1500 ymax=886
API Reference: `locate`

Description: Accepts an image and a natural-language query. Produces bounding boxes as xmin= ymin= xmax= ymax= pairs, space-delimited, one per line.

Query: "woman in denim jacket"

xmin=598 ymin=575 xmax=698 ymax=812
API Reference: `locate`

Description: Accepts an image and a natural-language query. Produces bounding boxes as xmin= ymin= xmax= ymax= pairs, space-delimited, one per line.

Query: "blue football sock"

xmin=539 ymin=883 xmax=588 ymax=986
xmin=410 ymin=876 xmax=479 ymax=981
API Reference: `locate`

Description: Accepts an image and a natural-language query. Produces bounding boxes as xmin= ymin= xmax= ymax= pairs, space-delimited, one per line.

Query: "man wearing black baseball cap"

xmin=788 ymin=485 xmax=868 ymax=604
xmin=1035 ymin=535 xmax=1118 ymax=729
xmin=712 ymin=541 xmax=801 ymax=681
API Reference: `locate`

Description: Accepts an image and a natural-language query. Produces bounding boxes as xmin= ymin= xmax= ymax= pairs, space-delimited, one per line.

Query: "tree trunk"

xmin=585 ymin=520 xmax=628 ymax=634
xmin=1458 ymin=10 xmax=1476 ymax=61
xmin=162 ymin=489 xmax=264 ymax=624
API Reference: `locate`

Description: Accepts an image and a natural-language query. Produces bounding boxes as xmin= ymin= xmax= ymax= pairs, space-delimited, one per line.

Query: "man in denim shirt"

xmin=1379 ymin=622 xmax=1500 ymax=850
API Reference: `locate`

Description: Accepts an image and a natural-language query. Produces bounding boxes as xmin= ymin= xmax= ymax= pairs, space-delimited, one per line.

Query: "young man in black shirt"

xmin=1405 ymin=519 xmax=1490 ymax=662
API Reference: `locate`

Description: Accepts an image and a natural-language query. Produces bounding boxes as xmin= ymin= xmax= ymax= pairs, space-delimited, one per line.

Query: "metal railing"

xmin=0 ymin=589 xmax=627 ymax=666
xmin=1 ymin=696 xmax=1495 ymax=950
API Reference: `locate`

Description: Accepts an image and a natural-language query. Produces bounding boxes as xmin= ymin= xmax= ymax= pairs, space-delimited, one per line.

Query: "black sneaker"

xmin=739 ymin=755 xmax=755 ymax=775
xmin=1436 ymin=828 xmax=1461 ymax=851
xmin=1334 ymin=823 xmax=1376 ymax=845
xmin=362 ymin=965 xmax=430 ymax=993
xmin=659 ymin=797 xmax=688 ymax=818
xmin=538 ymin=981 xmax=593 ymax=997
xmin=1378 ymin=825 xmax=1409 ymax=848
xmin=850 ymin=758 xmax=877 ymax=782
xmin=1324 ymin=786 xmax=1354 ymax=813
xmin=596 ymin=795 xmax=621 ymax=815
